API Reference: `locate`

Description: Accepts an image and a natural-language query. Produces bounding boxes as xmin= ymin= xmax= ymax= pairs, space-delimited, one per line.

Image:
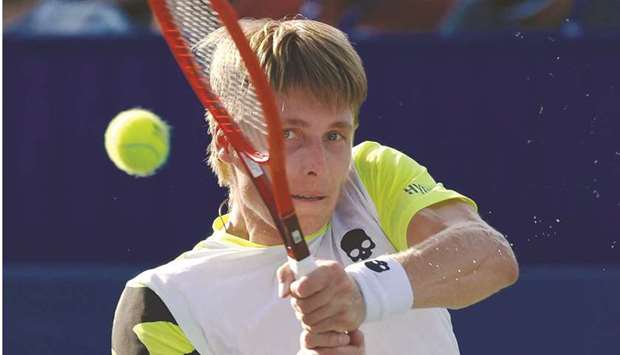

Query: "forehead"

xmin=276 ymin=89 xmax=353 ymax=122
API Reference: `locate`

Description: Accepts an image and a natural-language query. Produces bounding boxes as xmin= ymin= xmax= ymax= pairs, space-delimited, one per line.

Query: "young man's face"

xmin=279 ymin=89 xmax=355 ymax=235
xmin=231 ymin=88 xmax=354 ymax=238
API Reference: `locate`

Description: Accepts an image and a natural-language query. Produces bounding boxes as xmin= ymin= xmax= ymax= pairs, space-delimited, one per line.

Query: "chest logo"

xmin=340 ymin=229 xmax=376 ymax=262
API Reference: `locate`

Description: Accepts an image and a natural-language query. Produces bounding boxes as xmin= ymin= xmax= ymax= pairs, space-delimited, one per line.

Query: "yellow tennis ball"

xmin=105 ymin=108 xmax=171 ymax=177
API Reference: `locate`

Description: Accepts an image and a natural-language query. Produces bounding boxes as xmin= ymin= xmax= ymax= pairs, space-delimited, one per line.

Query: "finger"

xmin=277 ymin=262 xmax=295 ymax=298
xmin=348 ymin=329 xmax=365 ymax=348
xmin=300 ymin=330 xmax=350 ymax=349
xmin=290 ymin=275 xmax=324 ymax=299
xmin=303 ymin=310 xmax=352 ymax=334
xmin=317 ymin=331 xmax=365 ymax=355
xmin=290 ymin=286 xmax=334 ymax=314
xmin=291 ymin=262 xmax=339 ymax=298
xmin=294 ymin=302 xmax=337 ymax=329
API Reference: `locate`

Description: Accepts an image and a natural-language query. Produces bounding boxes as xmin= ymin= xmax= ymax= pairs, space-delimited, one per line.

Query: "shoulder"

xmin=351 ymin=140 xmax=428 ymax=201
xmin=349 ymin=140 xmax=477 ymax=251
xmin=352 ymin=140 xmax=426 ymax=175
xmin=112 ymin=285 xmax=198 ymax=354
xmin=352 ymin=140 xmax=395 ymax=165
xmin=113 ymin=286 xmax=177 ymax=326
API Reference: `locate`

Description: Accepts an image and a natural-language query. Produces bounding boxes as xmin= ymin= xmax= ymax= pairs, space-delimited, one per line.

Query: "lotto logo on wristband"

xmin=365 ymin=260 xmax=390 ymax=273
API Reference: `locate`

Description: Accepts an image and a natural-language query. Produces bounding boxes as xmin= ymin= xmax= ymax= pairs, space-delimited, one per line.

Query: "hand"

xmin=297 ymin=329 xmax=365 ymax=355
xmin=277 ymin=260 xmax=365 ymax=333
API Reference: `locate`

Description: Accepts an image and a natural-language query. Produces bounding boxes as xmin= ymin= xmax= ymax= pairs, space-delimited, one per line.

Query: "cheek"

xmin=327 ymin=148 xmax=352 ymax=185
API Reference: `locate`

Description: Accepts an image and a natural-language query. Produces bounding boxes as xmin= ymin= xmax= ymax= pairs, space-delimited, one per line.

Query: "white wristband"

xmin=345 ymin=255 xmax=414 ymax=323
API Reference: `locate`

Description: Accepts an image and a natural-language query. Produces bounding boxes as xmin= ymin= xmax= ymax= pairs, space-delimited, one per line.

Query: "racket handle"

xmin=289 ymin=255 xmax=318 ymax=278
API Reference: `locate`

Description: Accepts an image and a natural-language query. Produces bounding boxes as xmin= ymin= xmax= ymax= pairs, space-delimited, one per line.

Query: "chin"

xmin=293 ymin=198 xmax=336 ymax=233
xmin=296 ymin=212 xmax=330 ymax=235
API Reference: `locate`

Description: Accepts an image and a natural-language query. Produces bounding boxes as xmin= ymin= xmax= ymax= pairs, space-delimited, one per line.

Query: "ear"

xmin=214 ymin=129 xmax=234 ymax=163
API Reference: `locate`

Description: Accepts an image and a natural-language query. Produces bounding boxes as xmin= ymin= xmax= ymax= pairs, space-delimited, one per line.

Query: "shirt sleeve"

xmin=112 ymin=285 xmax=198 ymax=355
xmin=353 ymin=141 xmax=477 ymax=252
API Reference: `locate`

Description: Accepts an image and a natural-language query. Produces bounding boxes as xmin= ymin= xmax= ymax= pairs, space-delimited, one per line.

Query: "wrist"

xmin=345 ymin=255 xmax=414 ymax=323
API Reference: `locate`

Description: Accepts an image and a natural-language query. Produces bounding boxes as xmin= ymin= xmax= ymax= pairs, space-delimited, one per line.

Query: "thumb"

xmin=277 ymin=262 xmax=295 ymax=298
xmin=348 ymin=329 xmax=365 ymax=348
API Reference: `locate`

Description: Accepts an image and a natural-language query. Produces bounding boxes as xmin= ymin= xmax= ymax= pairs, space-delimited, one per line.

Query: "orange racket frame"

xmin=148 ymin=0 xmax=311 ymax=261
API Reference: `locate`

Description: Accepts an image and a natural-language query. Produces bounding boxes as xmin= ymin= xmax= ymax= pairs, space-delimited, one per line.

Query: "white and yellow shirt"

xmin=112 ymin=141 xmax=476 ymax=355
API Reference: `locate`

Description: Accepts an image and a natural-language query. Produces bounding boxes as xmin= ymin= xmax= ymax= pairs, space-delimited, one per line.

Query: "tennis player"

xmin=112 ymin=18 xmax=519 ymax=355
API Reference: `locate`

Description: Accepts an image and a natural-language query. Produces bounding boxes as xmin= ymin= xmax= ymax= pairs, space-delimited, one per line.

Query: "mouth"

xmin=291 ymin=194 xmax=326 ymax=202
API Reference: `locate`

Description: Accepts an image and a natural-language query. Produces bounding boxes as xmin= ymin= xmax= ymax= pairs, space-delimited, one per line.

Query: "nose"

xmin=301 ymin=138 xmax=327 ymax=177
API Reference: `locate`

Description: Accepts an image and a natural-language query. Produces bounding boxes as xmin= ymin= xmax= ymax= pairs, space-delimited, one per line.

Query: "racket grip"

xmin=289 ymin=255 xmax=318 ymax=278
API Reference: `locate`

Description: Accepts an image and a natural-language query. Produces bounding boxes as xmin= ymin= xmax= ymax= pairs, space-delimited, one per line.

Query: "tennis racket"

xmin=147 ymin=0 xmax=317 ymax=276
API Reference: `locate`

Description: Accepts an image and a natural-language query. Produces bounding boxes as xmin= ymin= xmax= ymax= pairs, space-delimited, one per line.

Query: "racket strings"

xmin=172 ymin=0 xmax=220 ymax=47
xmin=163 ymin=0 xmax=270 ymax=154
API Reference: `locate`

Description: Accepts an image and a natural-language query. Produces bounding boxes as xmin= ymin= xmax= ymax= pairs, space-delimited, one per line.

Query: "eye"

xmin=326 ymin=131 xmax=344 ymax=142
xmin=283 ymin=129 xmax=296 ymax=140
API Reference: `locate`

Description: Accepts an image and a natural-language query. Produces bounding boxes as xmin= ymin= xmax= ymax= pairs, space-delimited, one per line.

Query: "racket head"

xmin=148 ymin=0 xmax=308 ymax=258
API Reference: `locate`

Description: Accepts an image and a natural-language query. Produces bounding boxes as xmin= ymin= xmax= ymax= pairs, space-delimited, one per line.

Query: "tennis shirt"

xmin=112 ymin=140 xmax=476 ymax=355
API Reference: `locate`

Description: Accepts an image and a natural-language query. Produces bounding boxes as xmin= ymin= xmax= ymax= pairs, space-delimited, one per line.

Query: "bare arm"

xmin=279 ymin=200 xmax=519 ymax=332
xmin=397 ymin=200 xmax=519 ymax=310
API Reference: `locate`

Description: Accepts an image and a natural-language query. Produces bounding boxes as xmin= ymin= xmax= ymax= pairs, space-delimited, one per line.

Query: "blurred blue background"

xmin=3 ymin=0 xmax=620 ymax=354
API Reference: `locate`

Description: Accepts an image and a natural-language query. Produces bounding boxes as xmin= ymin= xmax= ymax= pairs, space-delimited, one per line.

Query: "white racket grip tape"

xmin=289 ymin=255 xmax=318 ymax=278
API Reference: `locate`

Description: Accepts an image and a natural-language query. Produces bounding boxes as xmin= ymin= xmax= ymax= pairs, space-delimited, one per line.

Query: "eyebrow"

xmin=330 ymin=121 xmax=354 ymax=130
xmin=283 ymin=118 xmax=354 ymax=130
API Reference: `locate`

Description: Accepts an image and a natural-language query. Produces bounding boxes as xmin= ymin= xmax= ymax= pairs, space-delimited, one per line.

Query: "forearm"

xmin=393 ymin=221 xmax=519 ymax=310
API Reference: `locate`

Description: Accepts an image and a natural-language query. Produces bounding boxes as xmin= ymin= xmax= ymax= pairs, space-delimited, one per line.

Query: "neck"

xmin=227 ymin=200 xmax=283 ymax=246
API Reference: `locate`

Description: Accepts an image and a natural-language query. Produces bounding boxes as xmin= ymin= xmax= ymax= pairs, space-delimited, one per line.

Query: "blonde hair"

xmin=202 ymin=19 xmax=368 ymax=188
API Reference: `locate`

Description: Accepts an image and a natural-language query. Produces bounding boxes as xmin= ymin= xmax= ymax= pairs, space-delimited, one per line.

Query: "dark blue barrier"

xmin=4 ymin=33 xmax=619 ymax=265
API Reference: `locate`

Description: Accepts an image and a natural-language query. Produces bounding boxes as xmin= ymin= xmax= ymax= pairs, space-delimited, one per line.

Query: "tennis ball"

xmin=105 ymin=108 xmax=171 ymax=177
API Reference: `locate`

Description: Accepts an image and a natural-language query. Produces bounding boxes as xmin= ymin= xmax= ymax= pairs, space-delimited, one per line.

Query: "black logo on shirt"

xmin=404 ymin=183 xmax=431 ymax=195
xmin=365 ymin=260 xmax=390 ymax=273
xmin=341 ymin=229 xmax=376 ymax=262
